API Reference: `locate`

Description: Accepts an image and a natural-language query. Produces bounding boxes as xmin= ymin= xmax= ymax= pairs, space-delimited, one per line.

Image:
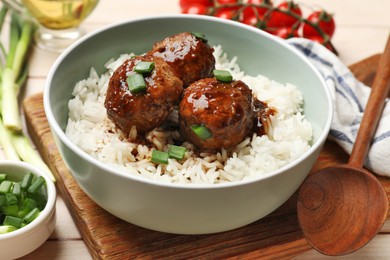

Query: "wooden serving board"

xmin=23 ymin=54 xmax=390 ymax=259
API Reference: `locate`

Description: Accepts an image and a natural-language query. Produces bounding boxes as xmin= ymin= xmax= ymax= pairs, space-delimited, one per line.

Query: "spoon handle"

xmin=349 ymin=34 xmax=390 ymax=168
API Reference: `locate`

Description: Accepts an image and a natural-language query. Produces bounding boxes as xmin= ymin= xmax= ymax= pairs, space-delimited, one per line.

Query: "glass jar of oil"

xmin=21 ymin=0 xmax=99 ymax=30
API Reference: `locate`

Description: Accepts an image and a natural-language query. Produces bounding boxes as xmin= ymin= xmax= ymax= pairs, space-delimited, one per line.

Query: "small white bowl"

xmin=0 ymin=161 xmax=56 ymax=259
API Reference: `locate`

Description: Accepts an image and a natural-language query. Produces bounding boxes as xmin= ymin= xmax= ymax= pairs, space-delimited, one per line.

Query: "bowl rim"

xmin=44 ymin=14 xmax=333 ymax=190
xmin=0 ymin=161 xmax=56 ymax=239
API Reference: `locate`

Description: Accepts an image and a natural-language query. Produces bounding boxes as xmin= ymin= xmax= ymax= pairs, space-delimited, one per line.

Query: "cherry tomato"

xmin=179 ymin=0 xmax=214 ymax=9
xmin=214 ymin=6 xmax=239 ymax=20
xmin=265 ymin=1 xmax=302 ymax=29
xmin=239 ymin=0 xmax=273 ymax=26
xmin=267 ymin=26 xmax=299 ymax=39
xmin=240 ymin=9 xmax=258 ymax=26
xmin=216 ymin=0 xmax=239 ymax=4
xmin=181 ymin=3 xmax=210 ymax=15
xmin=302 ymin=10 xmax=335 ymax=39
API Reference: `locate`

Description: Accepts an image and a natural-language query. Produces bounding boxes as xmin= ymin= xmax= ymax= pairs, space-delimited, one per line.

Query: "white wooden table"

xmin=6 ymin=0 xmax=390 ymax=259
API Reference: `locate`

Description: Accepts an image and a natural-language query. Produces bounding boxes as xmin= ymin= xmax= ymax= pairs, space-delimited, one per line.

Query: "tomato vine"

xmin=179 ymin=0 xmax=337 ymax=54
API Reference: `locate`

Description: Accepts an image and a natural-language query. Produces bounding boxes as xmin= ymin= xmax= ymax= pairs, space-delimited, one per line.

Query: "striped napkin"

xmin=287 ymin=38 xmax=390 ymax=177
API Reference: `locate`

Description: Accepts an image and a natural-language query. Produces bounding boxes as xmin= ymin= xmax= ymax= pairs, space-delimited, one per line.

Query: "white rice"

xmin=65 ymin=46 xmax=313 ymax=184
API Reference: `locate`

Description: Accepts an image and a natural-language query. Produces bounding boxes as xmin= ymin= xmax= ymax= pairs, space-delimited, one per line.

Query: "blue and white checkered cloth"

xmin=288 ymin=38 xmax=390 ymax=177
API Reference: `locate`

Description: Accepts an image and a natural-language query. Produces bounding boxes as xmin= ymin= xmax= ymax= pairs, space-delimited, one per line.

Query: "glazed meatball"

xmin=179 ymin=78 xmax=254 ymax=150
xmin=150 ymin=32 xmax=215 ymax=87
xmin=105 ymin=55 xmax=183 ymax=135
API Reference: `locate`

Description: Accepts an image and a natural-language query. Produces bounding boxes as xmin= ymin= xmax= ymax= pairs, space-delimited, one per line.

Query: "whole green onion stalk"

xmin=0 ymin=6 xmax=55 ymax=182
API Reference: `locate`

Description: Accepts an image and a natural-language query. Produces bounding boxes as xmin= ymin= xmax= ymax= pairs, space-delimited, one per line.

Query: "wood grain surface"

xmin=22 ymin=54 xmax=390 ymax=259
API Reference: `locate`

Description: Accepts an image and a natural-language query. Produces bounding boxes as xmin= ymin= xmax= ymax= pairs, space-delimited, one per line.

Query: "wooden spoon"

xmin=297 ymin=34 xmax=390 ymax=256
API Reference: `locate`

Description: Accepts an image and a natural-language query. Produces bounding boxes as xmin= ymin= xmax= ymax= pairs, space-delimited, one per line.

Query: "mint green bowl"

xmin=44 ymin=15 xmax=332 ymax=234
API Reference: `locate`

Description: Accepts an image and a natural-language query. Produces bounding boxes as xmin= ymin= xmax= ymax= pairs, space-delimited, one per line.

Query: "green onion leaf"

xmin=5 ymin=194 xmax=17 ymax=205
xmin=22 ymin=198 xmax=37 ymax=211
xmin=213 ymin=70 xmax=233 ymax=83
xmin=17 ymin=209 xmax=29 ymax=219
xmin=0 ymin=225 xmax=17 ymax=234
xmin=134 ymin=61 xmax=155 ymax=73
xmin=28 ymin=191 xmax=47 ymax=211
xmin=27 ymin=176 xmax=45 ymax=194
xmin=21 ymin=172 xmax=33 ymax=190
xmin=191 ymin=32 xmax=208 ymax=43
xmin=151 ymin=150 xmax=169 ymax=164
xmin=127 ymin=73 xmax=147 ymax=94
xmin=3 ymin=204 xmax=19 ymax=216
xmin=0 ymin=180 xmax=12 ymax=194
xmin=190 ymin=124 xmax=212 ymax=140
xmin=23 ymin=207 xmax=40 ymax=224
xmin=0 ymin=173 xmax=6 ymax=182
xmin=3 ymin=215 xmax=23 ymax=228
xmin=11 ymin=183 xmax=21 ymax=197
xmin=168 ymin=145 xmax=187 ymax=160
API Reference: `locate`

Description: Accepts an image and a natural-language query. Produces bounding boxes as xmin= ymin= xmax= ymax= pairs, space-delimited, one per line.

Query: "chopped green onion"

xmin=29 ymin=193 xmax=47 ymax=211
xmin=127 ymin=73 xmax=147 ymax=94
xmin=0 ymin=225 xmax=16 ymax=234
xmin=21 ymin=172 xmax=33 ymax=190
xmin=213 ymin=70 xmax=233 ymax=83
xmin=11 ymin=183 xmax=21 ymax=197
xmin=22 ymin=198 xmax=37 ymax=211
xmin=191 ymin=32 xmax=208 ymax=43
xmin=168 ymin=145 xmax=187 ymax=160
xmin=3 ymin=204 xmax=18 ymax=216
xmin=151 ymin=150 xmax=169 ymax=164
xmin=23 ymin=207 xmax=40 ymax=224
xmin=0 ymin=180 xmax=12 ymax=194
xmin=134 ymin=61 xmax=155 ymax=73
xmin=190 ymin=124 xmax=212 ymax=140
xmin=0 ymin=173 xmax=6 ymax=182
xmin=5 ymin=194 xmax=17 ymax=205
xmin=17 ymin=210 xmax=29 ymax=219
xmin=3 ymin=215 xmax=22 ymax=228
xmin=0 ymin=172 xmax=47 ymax=234
xmin=27 ymin=176 xmax=45 ymax=194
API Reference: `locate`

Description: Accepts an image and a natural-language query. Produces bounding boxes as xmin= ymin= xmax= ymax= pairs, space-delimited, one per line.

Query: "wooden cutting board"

xmin=23 ymin=54 xmax=390 ymax=259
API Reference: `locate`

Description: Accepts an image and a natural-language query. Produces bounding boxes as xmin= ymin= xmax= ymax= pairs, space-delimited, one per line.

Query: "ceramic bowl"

xmin=0 ymin=161 xmax=56 ymax=259
xmin=44 ymin=15 xmax=332 ymax=234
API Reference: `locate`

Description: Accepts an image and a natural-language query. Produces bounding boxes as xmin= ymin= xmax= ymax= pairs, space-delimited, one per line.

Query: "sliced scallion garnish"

xmin=213 ymin=69 xmax=233 ymax=83
xmin=168 ymin=145 xmax=187 ymax=160
xmin=27 ymin=176 xmax=45 ymax=194
xmin=21 ymin=172 xmax=33 ymax=190
xmin=0 ymin=173 xmax=47 ymax=234
xmin=5 ymin=194 xmax=17 ymax=205
xmin=191 ymin=32 xmax=208 ymax=42
xmin=134 ymin=61 xmax=155 ymax=73
xmin=23 ymin=207 xmax=40 ymax=224
xmin=23 ymin=197 xmax=37 ymax=210
xmin=11 ymin=182 xmax=21 ymax=197
xmin=127 ymin=73 xmax=147 ymax=94
xmin=3 ymin=215 xmax=23 ymax=228
xmin=151 ymin=150 xmax=169 ymax=164
xmin=3 ymin=204 xmax=18 ymax=216
xmin=0 ymin=225 xmax=16 ymax=234
xmin=190 ymin=124 xmax=212 ymax=140
xmin=0 ymin=180 xmax=12 ymax=194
